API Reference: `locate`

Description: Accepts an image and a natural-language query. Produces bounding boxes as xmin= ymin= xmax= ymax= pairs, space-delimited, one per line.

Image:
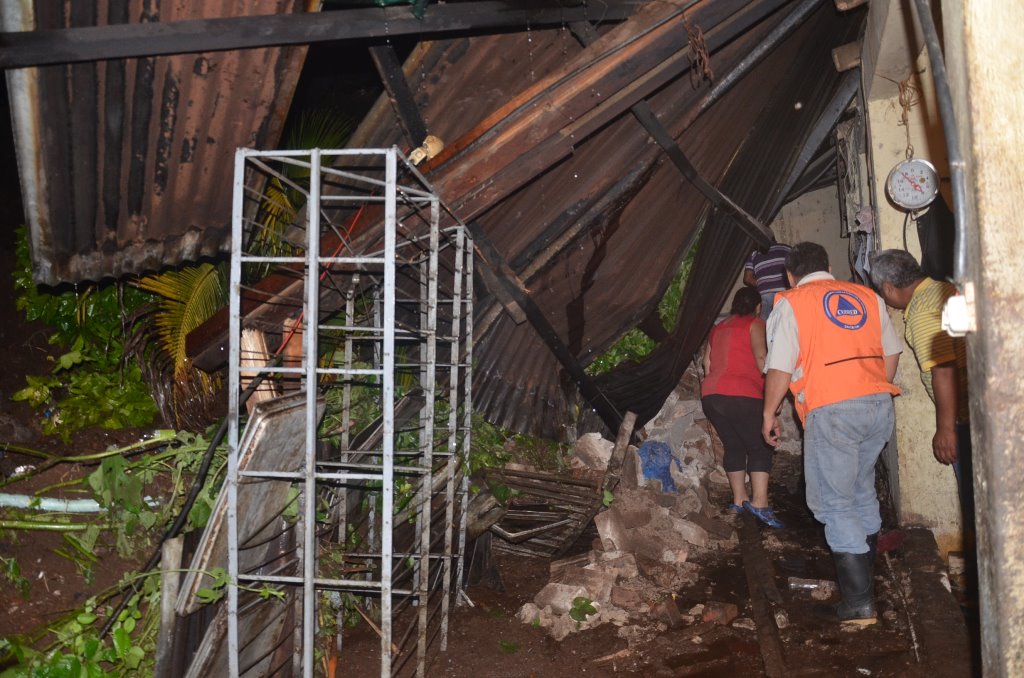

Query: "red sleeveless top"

xmin=701 ymin=314 xmax=765 ymax=400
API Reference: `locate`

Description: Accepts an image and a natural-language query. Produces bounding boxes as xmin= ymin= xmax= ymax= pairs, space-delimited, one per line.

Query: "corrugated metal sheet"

xmin=3 ymin=0 xmax=313 ymax=285
xmin=333 ymin=0 xmax=822 ymax=439
xmin=176 ymin=0 xmax=863 ymax=440
xmin=462 ymin=1 xmax=861 ymax=439
xmin=171 ymin=0 xmax=862 ymax=441
xmin=591 ymin=2 xmax=863 ymax=433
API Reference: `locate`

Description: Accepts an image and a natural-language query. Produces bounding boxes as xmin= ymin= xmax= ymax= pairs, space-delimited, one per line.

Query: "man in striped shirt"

xmin=869 ymin=250 xmax=972 ymax=495
xmin=744 ymin=241 xmax=792 ymax=320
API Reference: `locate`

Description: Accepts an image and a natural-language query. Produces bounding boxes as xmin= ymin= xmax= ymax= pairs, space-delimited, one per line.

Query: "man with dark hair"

xmin=869 ymin=249 xmax=972 ymax=516
xmin=744 ymin=240 xmax=792 ymax=320
xmin=762 ymin=241 xmax=902 ymax=625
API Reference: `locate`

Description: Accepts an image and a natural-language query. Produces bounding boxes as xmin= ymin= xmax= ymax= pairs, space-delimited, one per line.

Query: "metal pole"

xmin=441 ymin=225 xmax=465 ymax=647
xmin=416 ymin=196 xmax=440 ymax=676
xmin=380 ymin=148 xmax=398 ymax=677
xmin=336 ymin=282 xmax=355 ymax=655
xmin=302 ymin=149 xmax=323 ymax=678
xmin=227 ymin=148 xmax=247 ymax=678
xmin=454 ymin=234 xmax=474 ymax=594
xmin=911 ymin=0 xmax=969 ymax=285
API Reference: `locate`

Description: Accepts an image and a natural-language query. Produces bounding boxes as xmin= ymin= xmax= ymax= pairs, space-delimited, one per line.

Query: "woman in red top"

xmin=701 ymin=287 xmax=782 ymax=528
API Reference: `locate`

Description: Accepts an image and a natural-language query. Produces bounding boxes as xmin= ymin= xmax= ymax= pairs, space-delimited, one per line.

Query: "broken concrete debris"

xmin=570 ymin=432 xmax=615 ymax=471
xmin=519 ymin=390 xmax=743 ymax=640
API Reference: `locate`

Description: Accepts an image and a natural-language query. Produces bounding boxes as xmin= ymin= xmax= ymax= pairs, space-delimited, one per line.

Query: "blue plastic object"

xmin=636 ymin=441 xmax=682 ymax=493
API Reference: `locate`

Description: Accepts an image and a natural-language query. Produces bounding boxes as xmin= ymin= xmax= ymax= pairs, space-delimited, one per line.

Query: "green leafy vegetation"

xmin=497 ymin=639 xmax=519 ymax=654
xmin=0 ymin=431 xmax=228 ymax=675
xmin=11 ymin=226 xmax=159 ymax=441
xmin=568 ymin=596 xmax=598 ymax=625
xmin=585 ymin=240 xmax=700 ymax=376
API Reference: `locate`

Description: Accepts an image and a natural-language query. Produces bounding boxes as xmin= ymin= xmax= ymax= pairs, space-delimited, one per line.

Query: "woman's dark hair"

xmin=785 ymin=241 xmax=830 ymax=279
xmin=730 ymin=286 xmax=762 ymax=316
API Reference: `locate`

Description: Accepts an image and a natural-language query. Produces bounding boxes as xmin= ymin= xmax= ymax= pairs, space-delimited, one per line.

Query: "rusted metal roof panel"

xmin=336 ymin=0 xmax=811 ymax=439
xmin=177 ymin=0 xmax=863 ymax=442
xmin=3 ymin=0 xmax=312 ymax=286
xmin=591 ymin=3 xmax=864 ymax=432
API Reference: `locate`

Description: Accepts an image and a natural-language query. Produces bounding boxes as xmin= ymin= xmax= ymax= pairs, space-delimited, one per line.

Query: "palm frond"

xmin=136 ymin=262 xmax=227 ymax=379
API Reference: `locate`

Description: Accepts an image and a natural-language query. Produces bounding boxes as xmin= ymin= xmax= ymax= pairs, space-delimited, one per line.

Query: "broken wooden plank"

xmin=738 ymin=513 xmax=788 ymax=677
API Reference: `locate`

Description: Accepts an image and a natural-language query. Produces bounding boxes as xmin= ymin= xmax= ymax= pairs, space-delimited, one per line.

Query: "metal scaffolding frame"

xmin=224 ymin=147 xmax=473 ymax=676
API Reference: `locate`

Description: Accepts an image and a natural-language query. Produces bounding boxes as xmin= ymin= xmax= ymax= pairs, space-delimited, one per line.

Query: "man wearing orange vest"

xmin=761 ymin=242 xmax=902 ymax=625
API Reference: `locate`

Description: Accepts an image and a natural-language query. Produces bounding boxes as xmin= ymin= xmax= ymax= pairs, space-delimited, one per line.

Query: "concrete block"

xmin=675 ymin=490 xmax=704 ymax=516
xmin=702 ymin=601 xmax=739 ymax=626
xmin=549 ymin=552 xmax=592 ymax=579
xmin=553 ymin=566 xmax=617 ymax=603
xmin=534 ymin=582 xmax=589 ymax=615
xmin=591 ymin=552 xmax=639 ymax=580
xmin=636 ymin=556 xmax=700 ymax=591
xmin=668 ymin=515 xmax=710 ymax=548
xmin=651 ymin=599 xmax=683 ymax=628
xmin=594 ymin=507 xmax=631 ymax=552
xmin=696 ymin=486 xmax=715 ymax=519
xmin=610 ymin=585 xmax=645 ymax=611
xmin=618 ymin=506 xmax=653 ymax=529
xmin=550 ymin=613 xmax=578 ymax=641
xmin=707 ymin=469 xmax=729 ymax=486
xmin=517 ymin=602 xmax=544 ymax=625
xmin=642 ymin=487 xmax=677 ymax=509
xmin=572 ymin=432 xmax=614 ymax=471
xmin=598 ymin=605 xmax=630 ymax=626
xmin=630 ymin=526 xmax=689 ymax=564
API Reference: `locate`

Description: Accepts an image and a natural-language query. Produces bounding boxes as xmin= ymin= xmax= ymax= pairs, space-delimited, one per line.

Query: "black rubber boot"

xmin=813 ymin=551 xmax=877 ymax=625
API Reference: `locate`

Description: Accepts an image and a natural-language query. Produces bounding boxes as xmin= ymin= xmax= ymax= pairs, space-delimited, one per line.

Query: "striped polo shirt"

xmin=745 ymin=243 xmax=791 ymax=294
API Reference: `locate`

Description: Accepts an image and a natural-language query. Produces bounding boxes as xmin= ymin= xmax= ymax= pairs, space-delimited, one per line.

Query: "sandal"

xmin=727 ymin=503 xmax=745 ymax=514
xmin=743 ymin=501 xmax=785 ymax=529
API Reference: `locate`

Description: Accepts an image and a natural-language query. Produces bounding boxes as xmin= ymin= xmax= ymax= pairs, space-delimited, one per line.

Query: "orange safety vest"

xmin=777 ymin=278 xmax=900 ymax=423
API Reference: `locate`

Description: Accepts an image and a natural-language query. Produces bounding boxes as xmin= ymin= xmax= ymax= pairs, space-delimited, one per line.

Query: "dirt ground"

xmin=339 ymin=449 xmax=978 ymax=677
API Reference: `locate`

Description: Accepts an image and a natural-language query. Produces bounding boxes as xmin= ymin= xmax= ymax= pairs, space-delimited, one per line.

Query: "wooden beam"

xmin=0 ymin=0 xmax=642 ymax=69
xmin=368 ymin=45 xmax=428 ymax=148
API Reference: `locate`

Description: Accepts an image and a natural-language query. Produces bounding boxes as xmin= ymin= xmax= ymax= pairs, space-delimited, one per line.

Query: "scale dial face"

xmin=886 ymin=158 xmax=939 ymax=211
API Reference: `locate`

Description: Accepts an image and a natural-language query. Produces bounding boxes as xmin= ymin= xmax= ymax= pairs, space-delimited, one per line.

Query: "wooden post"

xmin=154 ymin=536 xmax=184 ymax=678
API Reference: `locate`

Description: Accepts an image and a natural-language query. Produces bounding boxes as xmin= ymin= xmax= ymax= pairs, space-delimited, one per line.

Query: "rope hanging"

xmin=684 ymin=18 xmax=713 ymax=89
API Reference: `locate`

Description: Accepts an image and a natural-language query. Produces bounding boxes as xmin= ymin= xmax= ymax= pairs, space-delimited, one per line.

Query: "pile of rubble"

xmin=517 ymin=387 xmax=743 ymax=641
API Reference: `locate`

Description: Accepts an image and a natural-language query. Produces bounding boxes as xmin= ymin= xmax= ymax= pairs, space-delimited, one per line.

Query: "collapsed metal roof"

xmin=6 ymin=0 xmax=864 ymax=440
xmin=338 ymin=0 xmax=863 ymax=439
xmin=2 ymin=0 xmax=313 ymax=286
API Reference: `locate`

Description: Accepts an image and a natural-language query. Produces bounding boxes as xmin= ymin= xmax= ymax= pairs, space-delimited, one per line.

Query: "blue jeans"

xmin=760 ymin=292 xmax=777 ymax=320
xmin=804 ymin=393 xmax=896 ymax=554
